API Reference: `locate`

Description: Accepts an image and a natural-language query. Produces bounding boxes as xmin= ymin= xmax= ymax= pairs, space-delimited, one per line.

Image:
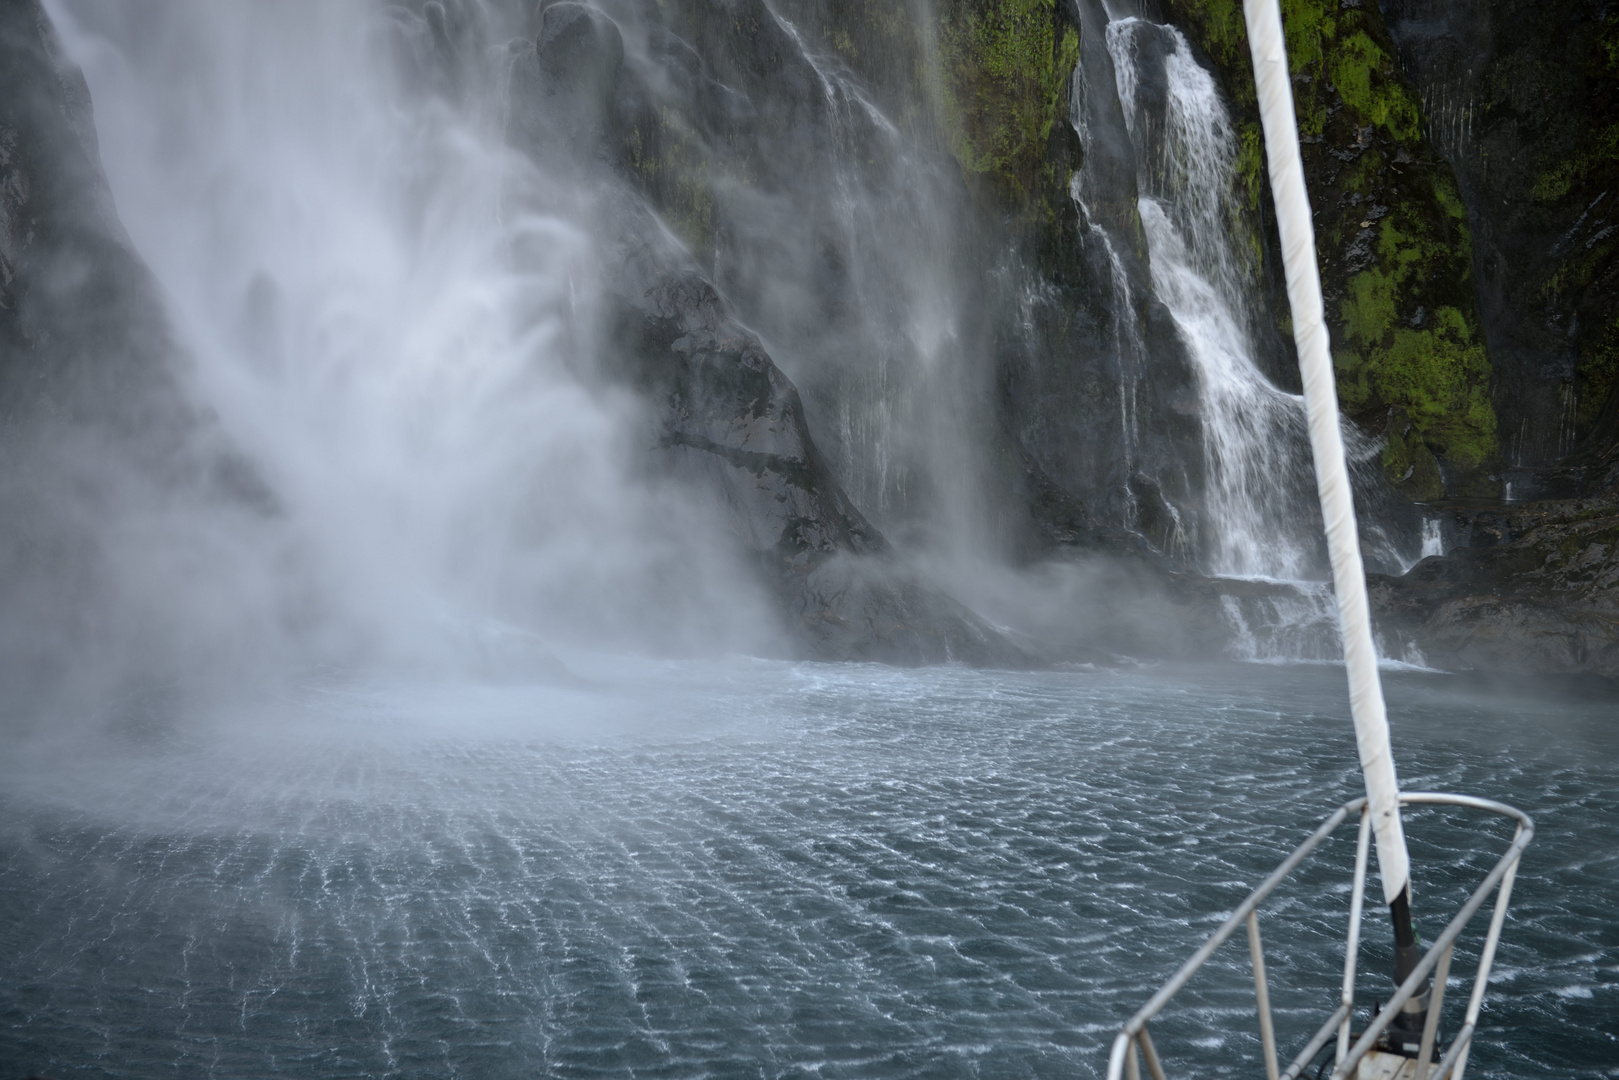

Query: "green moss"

xmin=1531 ymin=123 xmax=1619 ymax=204
xmin=1338 ymin=288 xmax=1497 ymax=470
xmin=1236 ymin=121 xmax=1264 ymax=210
xmin=1342 ymin=266 xmax=1398 ymax=346
xmin=1338 ymin=214 xmax=1497 ymax=473
xmin=1280 ymin=0 xmax=1334 ymax=74
xmin=625 ymin=108 xmax=717 ymax=256
xmin=1328 ymin=31 xmax=1420 ymax=142
xmin=938 ymin=0 xmax=1079 ymax=206
xmin=1528 ymin=14 xmax=1619 ymax=206
xmin=1167 ymin=1 xmax=1418 ymax=144
xmin=1432 ymin=174 xmax=1467 ymax=221
xmin=1577 ymin=318 xmax=1619 ymax=436
xmin=1182 ymin=0 xmax=1247 ymax=69
xmin=1381 ymin=422 xmax=1445 ymax=500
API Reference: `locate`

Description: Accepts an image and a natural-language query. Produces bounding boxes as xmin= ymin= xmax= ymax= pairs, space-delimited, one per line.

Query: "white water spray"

xmin=49 ymin=0 xmax=776 ymax=674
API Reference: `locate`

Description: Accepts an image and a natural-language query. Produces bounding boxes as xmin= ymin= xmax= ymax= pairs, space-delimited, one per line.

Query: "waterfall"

xmin=1420 ymin=517 xmax=1445 ymax=559
xmin=1096 ymin=15 xmax=1428 ymax=664
xmin=708 ymin=7 xmax=992 ymax=557
xmin=48 ymin=0 xmax=780 ymax=667
xmin=1107 ymin=16 xmax=1325 ymax=581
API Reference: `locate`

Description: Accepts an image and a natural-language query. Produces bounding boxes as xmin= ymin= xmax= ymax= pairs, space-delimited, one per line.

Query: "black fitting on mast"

xmin=1384 ymin=885 xmax=1431 ymax=1054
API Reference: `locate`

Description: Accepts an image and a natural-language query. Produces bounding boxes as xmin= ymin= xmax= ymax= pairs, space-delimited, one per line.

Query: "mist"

xmin=22 ymin=0 xmax=791 ymax=725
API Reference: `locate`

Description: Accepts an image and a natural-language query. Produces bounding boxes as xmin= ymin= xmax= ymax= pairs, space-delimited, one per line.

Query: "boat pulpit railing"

xmin=1106 ymin=793 xmax=1533 ymax=1080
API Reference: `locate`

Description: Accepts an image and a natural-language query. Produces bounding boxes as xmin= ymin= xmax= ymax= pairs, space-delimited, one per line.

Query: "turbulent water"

xmin=2 ymin=662 xmax=1613 ymax=1079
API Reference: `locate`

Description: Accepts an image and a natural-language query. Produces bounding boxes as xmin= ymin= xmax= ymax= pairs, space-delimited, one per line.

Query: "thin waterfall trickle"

xmin=1107 ymin=16 xmax=1323 ymax=581
xmin=722 ymin=7 xmax=988 ymax=557
xmin=1420 ymin=516 xmax=1445 ymax=559
xmin=1068 ymin=74 xmax=1150 ymax=525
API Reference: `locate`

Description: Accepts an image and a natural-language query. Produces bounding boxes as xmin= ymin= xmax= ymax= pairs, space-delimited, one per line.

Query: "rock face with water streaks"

xmin=508 ymin=0 xmax=1022 ymax=664
xmin=1380 ymin=0 xmax=1619 ymax=479
xmin=0 ymin=3 xmax=187 ymax=438
xmin=605 ymin=209 xmax=1023 ymax=665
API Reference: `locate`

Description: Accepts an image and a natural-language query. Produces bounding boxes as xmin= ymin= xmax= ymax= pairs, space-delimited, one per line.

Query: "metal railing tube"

xmin=1102 ymin=793 xmax=1531 ymax=1080
xmin=1451 ymin=833 xmax=1523 ymax=1080
xmin=1138 ymin=1025 xmax=1169 ymax=1080
xmin=1331 ymin=805 xmax=1533 ymax=1080
xmin=1119 ymin=799 xmax=1363 ymax=1039
xmin=1414 ymin=943 xmax=1453 ymax=1080
xmin=1124 ymin=1035 xmax=1142 ymax=1080
xmin=1429 ymin=1021 xmax=1475 ymax=1080
xmin=1281 ymin=1002 xmax=1351 ymax=1080
xmin=1338 ymin=809 xmax=1371 ymax=1066
xmin=1107 ymin=1033 xmax=1131 ymax=1080
xmin=1248 ymin=911 xmax=1281 ymax=1080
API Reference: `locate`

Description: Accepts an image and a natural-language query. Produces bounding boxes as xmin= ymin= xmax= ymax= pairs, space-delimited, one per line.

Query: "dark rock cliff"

xmin=11 ymin=0 xmax=1618 ymax=677
xmin=1044 ymin=0 xmax=1619 ymax=674
xmin=1370 ymin=500 xmax=1619 ymax=677
xmin=0 ymin=3 xmax=187 ymax=440
xmin=1381 ymin=0 xmax=1619 ymax=478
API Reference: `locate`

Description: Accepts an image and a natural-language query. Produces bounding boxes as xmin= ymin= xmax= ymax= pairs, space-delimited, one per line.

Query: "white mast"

xmin=1240 ymin=0 xmax=1411 ymax=909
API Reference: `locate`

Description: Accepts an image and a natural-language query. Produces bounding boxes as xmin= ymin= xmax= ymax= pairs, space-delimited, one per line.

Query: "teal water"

xmin=1 ymin=661 xmax=1614 ymax=1078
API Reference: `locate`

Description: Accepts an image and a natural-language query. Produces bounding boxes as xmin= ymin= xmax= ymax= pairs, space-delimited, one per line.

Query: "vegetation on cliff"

xmin=1527 ymin=15 xmax=1619 ymax=444
xmin=622 ymin=106 xmax=717 ymax=258
xmin=1165 ymin=0 xmax=1497 ymax=496
xmin=935 ymin=0 xmax=1078 ymax=215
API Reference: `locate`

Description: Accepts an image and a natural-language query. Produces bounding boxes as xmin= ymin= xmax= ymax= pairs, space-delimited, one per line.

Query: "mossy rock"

xmin=935 ymin=0 xmax=1080 ymax=221
xmin=621 ymin=104 xmax=716 ymax=258
xmin=1381 ymin=410 xmax=1446 ymax=502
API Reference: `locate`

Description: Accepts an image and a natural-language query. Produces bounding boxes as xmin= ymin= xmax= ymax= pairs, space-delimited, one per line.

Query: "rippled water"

xmin=1 ymin=661 xmax=1614 ymax=1079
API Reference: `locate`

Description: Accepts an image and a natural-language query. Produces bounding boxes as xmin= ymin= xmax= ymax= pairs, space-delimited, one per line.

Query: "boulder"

xmin=509 ymin=2 xmax=625 ymax=164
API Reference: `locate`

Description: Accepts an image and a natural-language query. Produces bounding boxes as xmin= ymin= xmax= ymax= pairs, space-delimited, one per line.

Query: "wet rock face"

xmin=502 ymin=5 xmax=1022 ymax=665
xmin=0 ymin=2 xmax=186 ymax=439
xmin=1371 ymin=498 xmax=1619 ymax=677
xmin=600 ymin=206 xmax=1023 ymax=665
xmin=1381 ymin=0 xmax=1619 ymax=473
xmin=509 ymin=2 xmax=626 ymax=160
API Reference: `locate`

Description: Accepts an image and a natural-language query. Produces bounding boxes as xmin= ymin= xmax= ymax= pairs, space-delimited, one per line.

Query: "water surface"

xmin=2 ymin=661 xmax=1614 ymax=1078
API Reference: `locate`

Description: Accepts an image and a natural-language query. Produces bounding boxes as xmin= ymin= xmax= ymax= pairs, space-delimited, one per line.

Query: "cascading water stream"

xmin=1099 ymin=16 xmax=1427 ymax=662
xmin=1107 ymin=16 xmax=1323 ymax=582
xmin=707 ymin=6 xmax=993 ymax=560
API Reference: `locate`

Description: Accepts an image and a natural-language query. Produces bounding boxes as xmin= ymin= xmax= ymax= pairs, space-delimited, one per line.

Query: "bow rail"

xmin=1106 ymin=793 xmax=1532 ymax=1080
